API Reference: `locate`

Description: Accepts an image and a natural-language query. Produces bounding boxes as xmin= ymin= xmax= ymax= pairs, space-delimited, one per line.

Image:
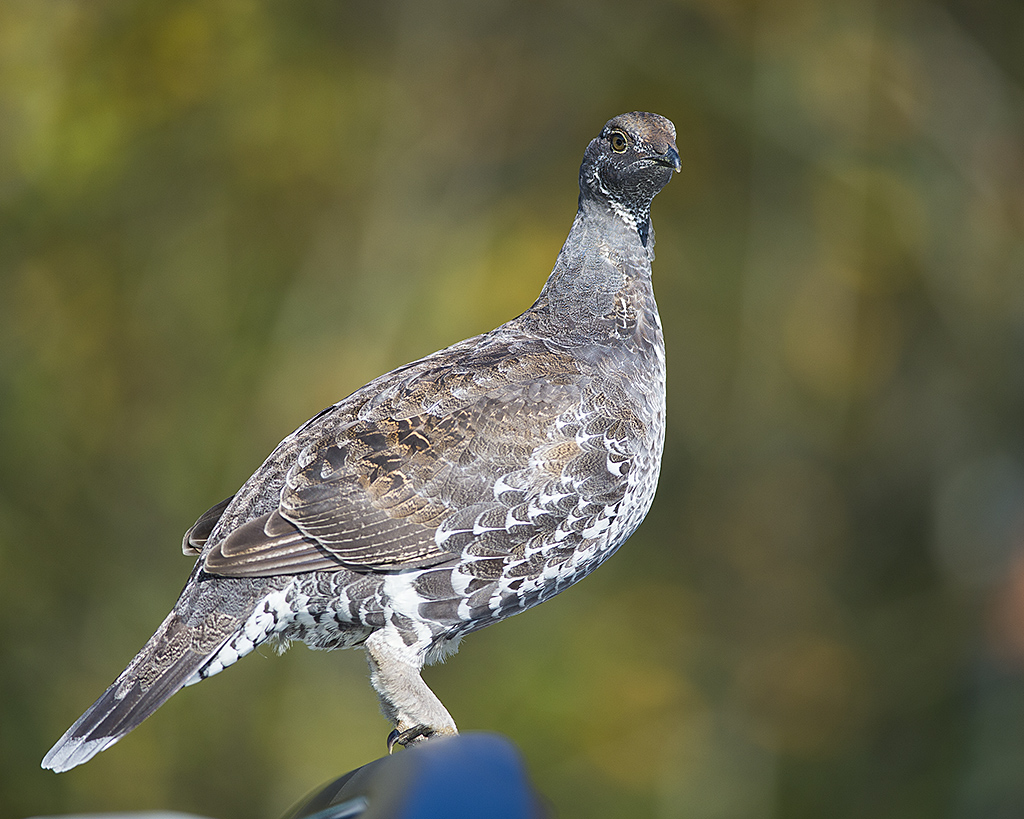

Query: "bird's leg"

xmin=364 ymin=631 xmax=458 ymax=752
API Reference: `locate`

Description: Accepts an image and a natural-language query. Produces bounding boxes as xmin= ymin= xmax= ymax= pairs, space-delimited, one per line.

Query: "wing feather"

xmin=200 ymin=341 xmax=607 ymax=578
xmin=182 ymin=496 xmax=233 ymax=556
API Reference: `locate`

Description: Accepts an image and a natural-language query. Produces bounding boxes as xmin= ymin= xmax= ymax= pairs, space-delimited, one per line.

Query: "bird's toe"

xmin=387 ymin=723 xmax=435 ymax=753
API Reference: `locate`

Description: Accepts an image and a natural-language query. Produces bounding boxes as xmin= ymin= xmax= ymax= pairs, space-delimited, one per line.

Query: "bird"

xmin=42 ymin=111 xmax=680 ymax=772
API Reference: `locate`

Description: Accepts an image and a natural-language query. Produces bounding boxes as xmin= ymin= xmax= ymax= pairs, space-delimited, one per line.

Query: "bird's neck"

xmin=528 ymin=198 xmax=656 ymax=341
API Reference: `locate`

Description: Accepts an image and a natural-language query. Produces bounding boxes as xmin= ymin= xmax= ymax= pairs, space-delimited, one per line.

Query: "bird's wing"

xmin=182 ymin=495 xmax=234 ymax=555
xmin=201 ymin=340 xmax=616 ymax=578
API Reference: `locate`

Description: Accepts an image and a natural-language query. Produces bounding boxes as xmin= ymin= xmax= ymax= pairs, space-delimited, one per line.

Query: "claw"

xmin=387 ymin=724 xmax=433 ymax=753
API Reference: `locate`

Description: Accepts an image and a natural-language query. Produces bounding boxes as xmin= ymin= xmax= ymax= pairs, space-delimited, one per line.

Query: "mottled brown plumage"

xmin=43 ymin=111 xmax=679 ymax=772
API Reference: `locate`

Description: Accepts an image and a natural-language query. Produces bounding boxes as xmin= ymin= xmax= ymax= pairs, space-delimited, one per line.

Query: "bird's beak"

xmin=657 ymin=145 xmax=682 ymax=173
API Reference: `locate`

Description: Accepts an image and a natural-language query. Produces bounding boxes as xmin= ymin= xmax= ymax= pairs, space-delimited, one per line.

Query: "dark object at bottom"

xmin=282 ymin=733 xmax=548 ymax=819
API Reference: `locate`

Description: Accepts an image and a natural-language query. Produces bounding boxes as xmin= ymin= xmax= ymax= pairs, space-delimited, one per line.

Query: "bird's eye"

xmin=608 ymin=131 xmax=628 ymax=153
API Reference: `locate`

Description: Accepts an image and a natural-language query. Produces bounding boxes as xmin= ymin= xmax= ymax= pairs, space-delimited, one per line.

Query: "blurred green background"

xmin=2 ymin=0 xmax=1023 ymax=817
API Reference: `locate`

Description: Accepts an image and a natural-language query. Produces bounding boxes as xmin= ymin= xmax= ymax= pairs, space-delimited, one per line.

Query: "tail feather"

xmin=42 ymin=610 xmax=235 ymax=772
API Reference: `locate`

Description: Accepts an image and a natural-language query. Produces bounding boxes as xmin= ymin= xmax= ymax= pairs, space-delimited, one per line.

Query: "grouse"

xmin=43 ymin=111 xmax=680 ymax=772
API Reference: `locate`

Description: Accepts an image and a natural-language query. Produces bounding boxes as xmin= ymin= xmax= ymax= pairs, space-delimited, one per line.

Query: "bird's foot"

xmin=387 ymin=723 xmax=434 ymax=753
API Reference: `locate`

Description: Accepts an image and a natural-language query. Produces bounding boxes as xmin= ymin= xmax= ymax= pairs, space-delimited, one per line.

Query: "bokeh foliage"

xmin=2 ymin=1 xmax=1023 ymax=817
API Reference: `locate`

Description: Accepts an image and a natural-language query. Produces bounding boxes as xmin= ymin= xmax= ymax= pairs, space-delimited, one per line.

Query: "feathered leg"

xmin=364 ymin=630 xmax=458 ymax=751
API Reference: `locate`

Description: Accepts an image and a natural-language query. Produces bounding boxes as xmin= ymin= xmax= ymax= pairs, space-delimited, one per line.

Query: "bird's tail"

xmin=40 ymin=567 xmax=263 ymax=774
xmin=41 ymin=605 xmax=237 ymax=772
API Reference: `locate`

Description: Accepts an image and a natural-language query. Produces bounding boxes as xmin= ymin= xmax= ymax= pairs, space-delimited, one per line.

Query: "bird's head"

xmin=579 ymin=111 xmax=680 ymax=245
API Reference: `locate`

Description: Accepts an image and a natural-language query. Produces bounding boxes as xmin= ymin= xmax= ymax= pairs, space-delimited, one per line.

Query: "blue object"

xmin=282 ymin=733 xmax=547 ymax=819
